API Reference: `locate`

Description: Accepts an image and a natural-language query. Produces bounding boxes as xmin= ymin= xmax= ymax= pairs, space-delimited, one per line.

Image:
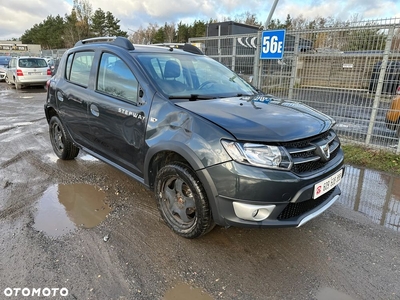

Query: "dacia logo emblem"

xmin=319 ymin=143 xmax=330 ymax=161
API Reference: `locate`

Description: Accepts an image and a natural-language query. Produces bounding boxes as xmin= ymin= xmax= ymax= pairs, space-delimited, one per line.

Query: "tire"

xmin=5 ymin=75 xmax=11 ymax=85
xmin=49 ymin=116 xmax=79 ymax=160
xmin=155 ymin=162 xmax=215 ymax=238
xmin=15 ymin=82 xmax=21 ymax=90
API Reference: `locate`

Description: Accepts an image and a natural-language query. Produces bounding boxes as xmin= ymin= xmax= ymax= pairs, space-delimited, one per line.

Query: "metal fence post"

xmin=365 ymin=26 xmax=395 ymax=146
xmin=254 ymin=31 xmax=262 ymax=90
xmin=232 ymin=37 xmax=236 ymax=72
xmin=288 ymin=33 xmax=300 ymax=99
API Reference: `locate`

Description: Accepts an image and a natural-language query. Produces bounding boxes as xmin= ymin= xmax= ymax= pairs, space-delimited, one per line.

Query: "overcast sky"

xmin=1 ymin=0 xmax=400 ymax=40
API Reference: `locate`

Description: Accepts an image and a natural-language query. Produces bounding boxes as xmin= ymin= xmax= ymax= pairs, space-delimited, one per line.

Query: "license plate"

xmin=313 ymin=169 xmax=343 ymax=199
xmin=28 ymin=72 xmax=41 ymax=75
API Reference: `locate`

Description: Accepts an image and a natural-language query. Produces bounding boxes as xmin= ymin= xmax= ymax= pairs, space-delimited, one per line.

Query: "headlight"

xmin=221 ymin=140 xmax=292 ymax=169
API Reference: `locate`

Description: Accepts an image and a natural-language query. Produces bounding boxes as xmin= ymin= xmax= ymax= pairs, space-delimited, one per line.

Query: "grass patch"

xmin=342 ymin=144 xmax=400 ymax=175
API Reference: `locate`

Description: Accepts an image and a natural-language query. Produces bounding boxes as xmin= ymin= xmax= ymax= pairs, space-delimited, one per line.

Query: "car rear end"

xmin=16 ymin=57 xmax=52 ymax=87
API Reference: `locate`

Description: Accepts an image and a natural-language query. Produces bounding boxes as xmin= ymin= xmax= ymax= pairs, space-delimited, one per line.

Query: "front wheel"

xmin=49 ymin=116 xmax=79 ymax=160
xmin=155 ymin=162 xmax=215 ymax=238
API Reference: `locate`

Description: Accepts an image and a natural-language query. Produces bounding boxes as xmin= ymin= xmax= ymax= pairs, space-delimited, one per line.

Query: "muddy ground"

xmin=0 ymin=82 xmax=399 ymax=300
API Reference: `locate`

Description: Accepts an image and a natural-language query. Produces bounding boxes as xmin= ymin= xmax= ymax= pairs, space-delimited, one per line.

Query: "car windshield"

xmin=18 ymin=58 xmax=47 ymax=68
xmin=136 ymin=53 xmax=258 ymax=99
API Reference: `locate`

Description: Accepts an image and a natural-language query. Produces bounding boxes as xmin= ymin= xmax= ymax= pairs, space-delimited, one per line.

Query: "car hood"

xmin=175 ymin=96 xmax=335 ymax=142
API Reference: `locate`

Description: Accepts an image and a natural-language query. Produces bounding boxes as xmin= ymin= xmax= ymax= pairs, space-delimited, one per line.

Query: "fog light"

xmin=233 ymin=202 xmax=276 ymax=221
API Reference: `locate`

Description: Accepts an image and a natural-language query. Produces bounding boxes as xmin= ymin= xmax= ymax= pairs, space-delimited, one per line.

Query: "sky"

xmin=1 ymin=0 xmax=400 ymax=40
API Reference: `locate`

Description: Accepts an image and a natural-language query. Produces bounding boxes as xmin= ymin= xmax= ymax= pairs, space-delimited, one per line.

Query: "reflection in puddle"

xmin=78 ymin=153 xmax=98 ymax=161
xmin=316 ymin=287 xmax=355 ymax=300
xmin=33 ymin=184 xmax=111 ymax=237
xmin=163 ymin=283 xmax=213 ymax=300
xmin=339 ymin=165 xmax=400 ymax=232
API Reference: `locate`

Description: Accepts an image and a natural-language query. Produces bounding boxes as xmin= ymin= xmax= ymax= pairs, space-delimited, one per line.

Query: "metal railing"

xmin=189 ymin=18 xmax=400 ymax=154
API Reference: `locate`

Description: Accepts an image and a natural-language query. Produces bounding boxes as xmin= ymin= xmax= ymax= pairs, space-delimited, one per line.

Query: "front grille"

xmin=282 ymin=129 xmax=340 ymax=175
xmin=277 ymin=189 xmax=334 ymax=220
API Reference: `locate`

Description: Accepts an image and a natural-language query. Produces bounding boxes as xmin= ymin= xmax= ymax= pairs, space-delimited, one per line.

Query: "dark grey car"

xmin=44 ymin=37 xmax=344 ymax=238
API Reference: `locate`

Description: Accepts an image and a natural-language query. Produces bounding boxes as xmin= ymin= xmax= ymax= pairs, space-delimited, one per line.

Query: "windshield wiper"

xmin=169 ymin=94 xmax=217 ymax=101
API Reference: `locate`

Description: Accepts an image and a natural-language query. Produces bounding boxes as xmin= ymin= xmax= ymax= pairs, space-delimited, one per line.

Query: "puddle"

xmin=33 ymin=184 xmax=111 ymax=237
xmin=339 ymin=165 xmax=400 ymax=232
xmin=163 ymin=283 xmax=213 ymax=300
xmin=316 ymin=287 xmax=356 ymax=300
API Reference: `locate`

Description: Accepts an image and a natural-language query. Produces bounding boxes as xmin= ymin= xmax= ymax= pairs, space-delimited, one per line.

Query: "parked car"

xmin=0 ymin=55 xmax=11 ymax=81
xmin=44 ymin=37 xmax=344 ymax=238
xmin=385 ymin=85 xmax=400 ymax=137
xmin=5 ymin=56 xmax=52 ymax=89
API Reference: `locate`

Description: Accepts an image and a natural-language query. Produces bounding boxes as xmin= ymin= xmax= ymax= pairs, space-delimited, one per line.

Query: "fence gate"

xmin=189 ymin=18 xmax=400 ymax=154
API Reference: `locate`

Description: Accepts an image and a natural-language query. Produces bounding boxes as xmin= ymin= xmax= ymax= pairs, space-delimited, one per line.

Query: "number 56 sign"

xmin=260 ymin=30 xmax=286 ymax=59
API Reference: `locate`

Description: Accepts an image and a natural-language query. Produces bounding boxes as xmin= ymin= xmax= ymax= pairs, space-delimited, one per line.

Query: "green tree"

xmin=189 ymin=20 xmax=207 ymax=38
xmin=176 ymin=22 xmax=189 ymax=42
xmin=21 ymin=15 xmax=65 ymax=49
xmin=104 ymin=11 xmax=127 ymax=37
xmin=91 ymin=8 xmax=106 ymax=36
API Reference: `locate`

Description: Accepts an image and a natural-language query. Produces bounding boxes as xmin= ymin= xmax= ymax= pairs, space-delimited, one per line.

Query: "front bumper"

xmin=197 ymin=153 xmax=344 ymax=228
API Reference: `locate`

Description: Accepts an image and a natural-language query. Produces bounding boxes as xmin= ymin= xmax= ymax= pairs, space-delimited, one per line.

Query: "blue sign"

xmin=260 ymin=30 xmax=286 ymax=60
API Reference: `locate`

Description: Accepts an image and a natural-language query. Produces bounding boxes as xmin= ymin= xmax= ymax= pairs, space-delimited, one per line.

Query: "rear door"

xmin=56 ymin=51 xmax=95 ymax=146
xmin=85 ymin=52 xmax=152 ymax=177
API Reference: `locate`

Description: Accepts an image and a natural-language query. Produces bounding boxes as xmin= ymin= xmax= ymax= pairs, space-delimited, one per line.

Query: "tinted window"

xmin=97 ymin=53 xmax=138 ymax=103
xmin=69 ymin=51 xmax=94 ymax=87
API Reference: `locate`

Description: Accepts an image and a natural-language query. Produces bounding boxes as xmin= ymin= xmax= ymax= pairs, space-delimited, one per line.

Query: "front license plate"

xmin=313 ymin=169 xmax=343 ymax=199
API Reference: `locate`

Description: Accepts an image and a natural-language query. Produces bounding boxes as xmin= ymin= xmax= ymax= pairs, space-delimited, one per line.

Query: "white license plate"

xmin=313 ymin=169 xmax=343 ymax=199
xmin=28 ymin=72 xmax=41 ymax=75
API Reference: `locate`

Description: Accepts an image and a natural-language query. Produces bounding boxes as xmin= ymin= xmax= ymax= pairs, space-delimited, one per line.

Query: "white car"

xmin=5 ymin=56 xmax=52 ymax=89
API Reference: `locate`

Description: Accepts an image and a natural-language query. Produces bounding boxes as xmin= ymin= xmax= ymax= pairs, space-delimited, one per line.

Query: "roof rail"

xmin=74 ymin=36 xmax=135 ymax=50
xmin=152 ymin=43 xmax=204 ymax=55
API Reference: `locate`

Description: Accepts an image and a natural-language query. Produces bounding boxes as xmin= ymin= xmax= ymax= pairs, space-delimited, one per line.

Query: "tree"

xmin=105 ymin=11 xmax=127 ymax=37
xmin=21 ymin=15 xmax=65 ymax=49
xmin=176 ymin=22 xmax=189 ymax=42
xmin=189 ymin=20 xmax=207 ymax=38
xmin=91 ymin=8 xmax=106 ymax=36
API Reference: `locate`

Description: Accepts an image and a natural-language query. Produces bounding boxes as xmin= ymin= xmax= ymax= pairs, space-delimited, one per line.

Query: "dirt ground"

xmin=0 ymin=82 xmax=399 ymax=300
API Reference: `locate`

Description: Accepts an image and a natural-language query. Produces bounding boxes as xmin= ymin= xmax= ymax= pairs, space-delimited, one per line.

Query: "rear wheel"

xmin=15 ymin=81 xmax=21 ymax=90
xmin=5 ymin=75 xmax=10 ymax=85
xmin=155 ymin=162 xmax=215 ymax=238
xmin=49 ymin=116 xmax=79 ymax=160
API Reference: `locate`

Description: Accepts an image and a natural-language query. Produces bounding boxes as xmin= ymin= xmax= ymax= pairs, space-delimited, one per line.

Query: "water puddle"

xmin=33 ymin=184 xmax=111 ymax=237
xmin=163 ymin=283 xmax=213 ymax=300
xmin=316 ymin=287 xmax=356 ymax=300
xmin=339 ymin=165 xmax=400 ymax=232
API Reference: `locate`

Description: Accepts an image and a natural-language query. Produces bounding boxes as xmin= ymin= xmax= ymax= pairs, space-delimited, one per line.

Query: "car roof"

xmin=72 ymin=36 xmax=204 ymax=55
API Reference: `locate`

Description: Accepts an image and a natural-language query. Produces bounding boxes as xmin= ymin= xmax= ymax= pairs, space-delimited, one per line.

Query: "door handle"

xmin=90 ymin=104 xmax=99 ymax=117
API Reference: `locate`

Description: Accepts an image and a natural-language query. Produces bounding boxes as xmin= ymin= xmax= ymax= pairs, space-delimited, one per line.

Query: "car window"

xmin=18 ymin=58 xmax=47 ymax=68
xmin=137 ymin=53 xmax=257 ymax=97
xmin=69 ymin=51 xmax=95 ymax=87
xmin=97 ymin=53 xmax=138 ymax=103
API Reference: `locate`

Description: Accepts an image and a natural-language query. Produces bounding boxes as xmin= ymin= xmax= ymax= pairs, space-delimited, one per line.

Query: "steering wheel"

xmin=198 ymin=80 xmax=217 ymax=90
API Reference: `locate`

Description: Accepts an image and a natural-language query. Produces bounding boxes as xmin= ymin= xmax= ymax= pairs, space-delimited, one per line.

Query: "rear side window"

xmin=66 ymin=51 xmax=94 ymax=87
xmin=97 ymin=53 xmax=138 ymax=103
xmin=18 ymin=58 xmax=47 ymax=68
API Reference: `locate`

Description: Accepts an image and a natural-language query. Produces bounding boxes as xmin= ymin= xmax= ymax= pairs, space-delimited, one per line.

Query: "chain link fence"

xmin=189 ymin=18 xmax=400 ymax=154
